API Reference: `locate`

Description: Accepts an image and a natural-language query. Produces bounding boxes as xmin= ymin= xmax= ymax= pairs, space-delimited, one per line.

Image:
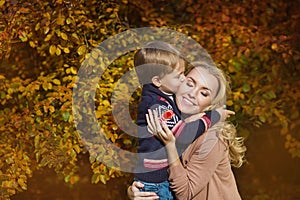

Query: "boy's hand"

xmin=184 ymin=113 xmax=206 ymax=123
xmin=216 ymin=105 xmax=235 ymax=122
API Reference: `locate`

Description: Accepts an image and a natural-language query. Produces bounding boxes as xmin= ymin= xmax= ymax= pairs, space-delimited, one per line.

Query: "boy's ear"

xmin=152 ymin=76 xmax=161 ymax=87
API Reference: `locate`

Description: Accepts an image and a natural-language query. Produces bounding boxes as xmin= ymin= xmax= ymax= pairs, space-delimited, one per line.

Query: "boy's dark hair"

xmin=134 ymin=41 xmax=184 ymax=85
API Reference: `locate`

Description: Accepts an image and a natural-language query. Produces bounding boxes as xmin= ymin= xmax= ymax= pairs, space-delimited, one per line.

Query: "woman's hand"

xmin=146 ymin=109 xmax=181 ymax=167
xmin=146 ymin=109 xmax=176 ymax=146
xmin=127 ymin=181 xmax=159 ymax=200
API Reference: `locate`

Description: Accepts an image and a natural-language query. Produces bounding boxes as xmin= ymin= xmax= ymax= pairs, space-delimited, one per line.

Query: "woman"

xmin=128 ymin=61 xmax=246 ymax=199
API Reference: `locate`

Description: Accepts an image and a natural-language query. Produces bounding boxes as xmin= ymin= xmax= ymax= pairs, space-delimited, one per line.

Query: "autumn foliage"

xmin=0 ymin=0 xmax=299 ymax=198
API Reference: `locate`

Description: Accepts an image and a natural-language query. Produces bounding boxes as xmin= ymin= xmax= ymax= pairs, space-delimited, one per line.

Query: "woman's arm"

xmin=147 ymin=110 xmax=226 ymax=199
xmin=168 ymin=134 xmax=224 ymax=199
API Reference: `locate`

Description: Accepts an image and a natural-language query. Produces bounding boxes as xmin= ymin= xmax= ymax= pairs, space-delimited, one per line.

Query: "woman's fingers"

xmin=132 ymin=181 xmax=144 ymax=191
xmin=146 ymin=109 xmax=174 ymax=144
xmin=146 ymin=109 xmax=163 ymax=135
xmin=161 ymin=121 xmax=172 ymax=135
xmin=152 ymin=110 xmax=163 ymax=133
xmin=128 ymin=181 xmax=159 ymax=200
xmin=146 ymin=114 xmax=155 ymax=134
xmin=146 ymin=110 xmax=158 ymax=135
xmin=147 ymin=109 xmax=155 ymax=127
xmin=134 ymin=193 xmax=159 ymax=199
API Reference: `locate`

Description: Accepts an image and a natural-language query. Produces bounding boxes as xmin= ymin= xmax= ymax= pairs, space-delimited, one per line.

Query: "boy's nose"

xmin=180 ymin=75 xmax=186 ymax=82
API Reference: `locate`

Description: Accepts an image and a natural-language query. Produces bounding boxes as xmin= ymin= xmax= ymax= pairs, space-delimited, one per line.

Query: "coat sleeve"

xmin=168 ymin=132 xmax=226 ymax=200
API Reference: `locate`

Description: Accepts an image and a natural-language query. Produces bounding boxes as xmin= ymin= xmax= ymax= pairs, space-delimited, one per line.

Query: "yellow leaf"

xmin=56 ymin=47 xmax=61 ymax=56
xmin=73 ymin=145 xmax=81 ymax=153
xmin=42 ymin=82 xmax=52 ymax=91
xmin=88 ymin=58 xmax=95 ymax=66
xmin=29 ymin=41 xmax=36 ymax=48
xmin=70 ymin=175 xmax=79 ymax=184
xmin=2 ymin=180 xmax=13 ymax=188
xmin=44 ymin=26 xmax=50 ymax=34
xmin=44 ymin=33 xmax=53 ymax=42
xmin=0 ymin=75 xmax=5 ymax=79
xmin=63 ymin=47 xmax=70 ymax=53
xmin=123 ymin=139 xmax=132 ymax=146
xmin=49 ymin=106 xmax=55 ymax=113
xmin=111 ymin=135 xmax=116 ymax=143
xmin=71 ymin=67 xmax=77 ymax=74
xmin=66 ymin=17 xmax=72 ymax=25
xmin=61 ymin=32 xmax=68 ymax=40
xmin=226 ymin=100 xmax=233 ymax=106
xmin=7 ymin=88 xmax=13 ymax=94
xmin=66 ymin=67 xmax=77 ymax=75
xmin=95 ymin=110 xmax=104 ymax=118
xmin=35 ymin=23 xmax=40 ymax=31
xmin=271 ymin=43 xmax=278 ymax=50
xmin=55 ymin=29 xmax=61 ymax=37
xmin=49 ymin=45 xmax=56 ymax=55
xmin=17 ymin=178 xmax=27 ymax=190
xmin=72 ymin=33 xmax=79 ymax=40
xmin=102 ymin=100 xmax=110 ymax=106
xmin=0 ymin=0 xmax=5 ymax=7
xmin=112 ymin=125 xmax=118 ymax=130
xmin=18 ymin=85 xmax=25 ymax=92
xmin=91 ymin=51 xmax=99 ymax=59
xmin=100 ymin=175 xmax=106 ymax=184
xmin=52 ymin=79 xmax=61 ymax=85
xmin=228 ymin=65 xmax=235 ymax=73
xmin=36 ymin=110 xmax=42 ymax=116
xmin=77 ymin=45 xmax=86 ymax=55
xmin=42 ymin=83 xmax=48 ymax=91
xmin=57 ymin=16 xmax=65 ymax=25
xmin=106 ymin=8 xmax=113 ymax=12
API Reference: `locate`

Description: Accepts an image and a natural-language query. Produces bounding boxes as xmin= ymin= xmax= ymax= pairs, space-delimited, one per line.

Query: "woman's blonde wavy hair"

xmin=191 ymin=61 xmax=247 ymax=168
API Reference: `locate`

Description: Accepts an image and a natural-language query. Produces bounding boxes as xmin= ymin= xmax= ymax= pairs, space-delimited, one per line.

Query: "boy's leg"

xmin=137 ymin=180 xmax=174 ymax=199
xmin=138 ymin=180 xmax=159 ymax=194
xmin=157 ymin=180 xmax=174 ymax=200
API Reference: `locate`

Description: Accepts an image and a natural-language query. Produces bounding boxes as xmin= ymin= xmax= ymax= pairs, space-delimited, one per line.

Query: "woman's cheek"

xmin=177 ymin=82 xmax=189 ymax=95
xmin=197 ymin=98 xmax=211 ymax=110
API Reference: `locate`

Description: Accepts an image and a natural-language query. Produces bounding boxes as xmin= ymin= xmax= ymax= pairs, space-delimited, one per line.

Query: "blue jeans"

xmin=138 ymin=180 xmax=175 ymax=200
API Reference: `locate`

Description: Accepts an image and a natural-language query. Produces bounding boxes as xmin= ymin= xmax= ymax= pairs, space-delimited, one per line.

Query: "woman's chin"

xmin=177 ymin=104 xmax=199 ymax=115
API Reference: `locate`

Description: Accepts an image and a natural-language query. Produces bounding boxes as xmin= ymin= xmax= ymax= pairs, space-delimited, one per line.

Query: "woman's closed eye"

xmin=186 ymin=79 xmax=194 ymax=87
xmin=201 ymin=92 xmax=208 ymax=97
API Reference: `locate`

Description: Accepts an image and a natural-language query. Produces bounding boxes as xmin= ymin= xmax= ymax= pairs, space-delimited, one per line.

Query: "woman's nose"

xmin=187 ymin=91 xmax=195 ymax=99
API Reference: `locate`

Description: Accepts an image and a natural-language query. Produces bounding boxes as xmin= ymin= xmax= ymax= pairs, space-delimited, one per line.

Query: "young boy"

xmin=134 ymin=41 xmax=221 ymax=199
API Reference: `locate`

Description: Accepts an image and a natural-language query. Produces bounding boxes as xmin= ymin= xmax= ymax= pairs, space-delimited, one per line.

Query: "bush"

xmin=0 ymin=0 xmax=299 ymax=198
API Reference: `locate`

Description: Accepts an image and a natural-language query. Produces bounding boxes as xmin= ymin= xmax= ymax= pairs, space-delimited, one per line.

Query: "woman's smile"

xmin=181 ymin=96 xmax=197 ymax=106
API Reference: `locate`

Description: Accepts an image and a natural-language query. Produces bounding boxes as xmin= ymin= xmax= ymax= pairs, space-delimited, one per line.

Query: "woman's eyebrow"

xmin=189 ymin=77 xmax=212 ymax=93
xmin=202 ymin=86 xmax=212 ymax=93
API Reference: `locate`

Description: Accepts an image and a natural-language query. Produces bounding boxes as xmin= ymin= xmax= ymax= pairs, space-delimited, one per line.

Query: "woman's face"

xmin=175 ymin=67 xmax=219 ymax=114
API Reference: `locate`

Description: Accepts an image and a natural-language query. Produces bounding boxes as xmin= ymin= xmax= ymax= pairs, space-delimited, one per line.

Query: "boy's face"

xmin=159 ymin=62 xmax=185 ymax=94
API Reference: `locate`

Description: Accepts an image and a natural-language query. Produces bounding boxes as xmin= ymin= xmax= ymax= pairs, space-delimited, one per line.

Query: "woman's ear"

xmin=152 ymin=76 xmax=161 ymax=87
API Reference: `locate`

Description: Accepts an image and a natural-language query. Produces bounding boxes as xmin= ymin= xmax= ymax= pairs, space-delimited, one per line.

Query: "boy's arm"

xmin=173 ymin=107 xmax=235 ymax=155
xmin=184 ymin=107 xmax=235 ymax=126
xmin=173 ymin=110 xmax=220 ymax=141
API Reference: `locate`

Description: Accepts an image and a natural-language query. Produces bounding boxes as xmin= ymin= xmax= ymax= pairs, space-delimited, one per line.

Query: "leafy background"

xmin=0 ymin=0 xmax=299 ymax=199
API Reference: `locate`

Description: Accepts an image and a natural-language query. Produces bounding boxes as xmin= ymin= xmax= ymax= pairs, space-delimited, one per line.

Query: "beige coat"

xmin=169 ymin=130 xmax=242 ymax=200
